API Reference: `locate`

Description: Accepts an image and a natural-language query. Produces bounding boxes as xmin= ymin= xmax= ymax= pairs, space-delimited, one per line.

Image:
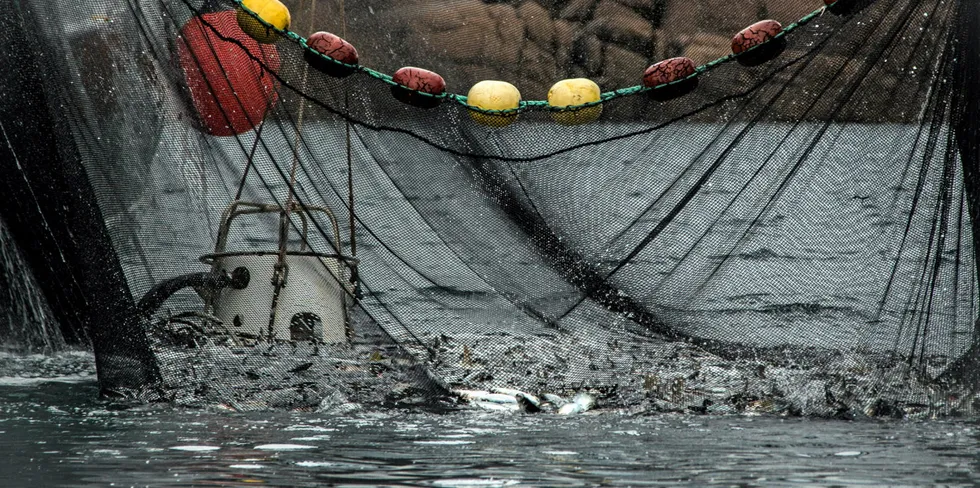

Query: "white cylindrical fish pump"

xmin=201 ymin=201 xmax=356 ymax=343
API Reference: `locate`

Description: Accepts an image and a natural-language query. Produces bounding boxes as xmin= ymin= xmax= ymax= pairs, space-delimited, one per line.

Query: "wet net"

xmin=2 ymin=0 xmax=979 ymax=417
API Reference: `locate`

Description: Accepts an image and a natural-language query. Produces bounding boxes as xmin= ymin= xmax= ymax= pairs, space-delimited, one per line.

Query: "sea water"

xmin=2 ymin=378 xmax=978 ymax=487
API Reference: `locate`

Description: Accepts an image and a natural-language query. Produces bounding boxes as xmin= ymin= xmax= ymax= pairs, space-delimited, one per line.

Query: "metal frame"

xmin=200 ymin=200 xmax=358 ymax=270
xmin=208 ymin=200 xmax=344 ymax=257
xmin=199 ymin=200 xmax=359 ymax=342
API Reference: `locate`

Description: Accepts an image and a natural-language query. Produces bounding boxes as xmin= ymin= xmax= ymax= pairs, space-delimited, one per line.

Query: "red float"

xmin=305 ymin=31 xmax=358 ymax=78
xmin=391 ymin=67 xmax=446 ymax=109
xmin=643 ymin=57 xmax=698 ymax=101
xmin=177 ymin=10 xmax=280 ymax=136
xmin=731 ymin=20 xmax=786 ymax=66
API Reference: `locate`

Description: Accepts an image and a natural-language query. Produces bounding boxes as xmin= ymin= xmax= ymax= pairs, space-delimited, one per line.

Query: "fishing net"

xmin=2 ymin=0 xmax=979 ymax=417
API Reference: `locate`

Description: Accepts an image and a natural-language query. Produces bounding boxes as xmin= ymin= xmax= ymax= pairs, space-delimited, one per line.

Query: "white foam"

xmin=413 ymin=440 xmax=474 ymax=445
xmin=834 ymin=451 xmax=863 ymax=457
xmin=170 ymin=446 xmax=221 ymax=452
xmin=432 ymin=479 xmax=519 ymax=487
xmin=290 ymin=435 xmax=331 ymax=441
xmin=229 ymin=464 xmax=265 ymax=469
xmin=296 ymin=461 xmax=338 ymax=467
xmin=283 ymin=425 xmax=335 ymax=432
xmin=254 ymin=444 xmax=316 ymax=451
xmin=0 ymin=374 xmax=95 ymax=386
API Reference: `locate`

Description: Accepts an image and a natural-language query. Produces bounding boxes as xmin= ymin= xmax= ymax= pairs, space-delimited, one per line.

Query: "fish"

xmin=542 ymin=393 xmax=567 ymax=408
xmin=558 ymin=393 xmax=595 ymax=415
xmin=453 ymin=389 xmax=518 ymax=405
xmin=516 ymin=394 xmax=542 ymax=413
xmin=454 ymin=388 xmax=543 ymax=413
xmin=288 ymin=362 xmax=314 ymax=373
xmin=455 ymin=388 xmax=594 ymax=414
xmin=492 ymin=387 xmax=542 ymax=409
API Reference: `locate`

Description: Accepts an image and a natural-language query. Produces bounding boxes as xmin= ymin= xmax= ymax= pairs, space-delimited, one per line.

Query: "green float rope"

xmin=233 ymin=0 xmax=830 ymax=115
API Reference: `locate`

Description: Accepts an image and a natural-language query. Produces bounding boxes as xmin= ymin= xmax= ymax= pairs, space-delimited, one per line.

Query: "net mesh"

xmin=3 ymin=0 xmax=979 ymax=417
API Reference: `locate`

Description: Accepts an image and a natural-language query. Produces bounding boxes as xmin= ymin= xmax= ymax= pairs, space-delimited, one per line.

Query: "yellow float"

xmin=236 ymin=0 xmax=290 ymax=44
xmin=466 ymin=80 xmax=521 ymax=127
xmin=547 ymin=78 xmax=602 ymax=125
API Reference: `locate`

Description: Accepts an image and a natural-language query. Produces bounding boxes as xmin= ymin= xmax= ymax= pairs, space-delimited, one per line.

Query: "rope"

xmin=341 ymin=0 xmax=360 ymax=298
xmin=232 ymin=0 xmax=831 ymax=115
xmin=235 ymin=119 xmax=263 ymax=200
xmin=234 ymin=35 xmax=282 ymax=201
xmin=268 ymin=0 xmax=317 ymax=339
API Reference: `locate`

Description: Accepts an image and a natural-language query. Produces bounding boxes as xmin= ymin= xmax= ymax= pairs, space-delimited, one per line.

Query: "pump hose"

xmin=136 ymin=267 xmax=250 ymax=319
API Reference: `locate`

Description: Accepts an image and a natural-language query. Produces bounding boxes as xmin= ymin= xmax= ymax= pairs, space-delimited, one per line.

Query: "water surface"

xmin=3 ymin=380 xmax=977 ymax=487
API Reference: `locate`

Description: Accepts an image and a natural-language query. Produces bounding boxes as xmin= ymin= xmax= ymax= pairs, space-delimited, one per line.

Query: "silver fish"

xmin=454 ymin=389 xmax=518 ymax=404
xmin=558 ymin=393 xmax=595 ymax=415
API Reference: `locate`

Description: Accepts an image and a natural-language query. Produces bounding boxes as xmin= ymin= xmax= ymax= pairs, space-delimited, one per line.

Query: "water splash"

xmin=0 ymin=217 xmax=64 ymax=353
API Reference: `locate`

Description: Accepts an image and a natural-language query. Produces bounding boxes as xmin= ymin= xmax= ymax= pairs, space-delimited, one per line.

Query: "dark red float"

xmin=177 ymin=10 xmax=280 ymax=136
xmin=731 ymin=20 xmax=782 ymax=54
xmin=391 ymin=67 xmax=446 ymax=109
xmin=643 ymin=57 xmax=698 ymax=101
xmin=304 ymin=31 xmax=358 ymax=78
xmin=731 ymin=19 xmax=786 ymax=66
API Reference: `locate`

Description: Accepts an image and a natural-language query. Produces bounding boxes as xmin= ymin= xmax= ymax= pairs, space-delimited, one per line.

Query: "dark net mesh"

xmin=3 ymin=0 xmax=979 ymax=417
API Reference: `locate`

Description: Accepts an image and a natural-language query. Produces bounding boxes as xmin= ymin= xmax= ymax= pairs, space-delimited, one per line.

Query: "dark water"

xmin=3 ymin=379 xmax=979 ymax=487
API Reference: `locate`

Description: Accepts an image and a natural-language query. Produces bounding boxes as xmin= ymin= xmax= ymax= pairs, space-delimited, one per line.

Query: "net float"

xmin=548 ymin=78 xmax=602 ymax=126
xmin=467 ymin=80 xmax=522 ymax=127
xmin=643 ymin=57 xmax=699 ymax=101
xmin=178 ymin=10 xmax=280 ymax=136
xmin=391 ymin=67 xmax=446 ymax=109
xmin=731 ymin=20 xmax=786 ymax=66
xmin=304 ymin=31 xmax=359 ymax=77
xmin=236 ymin=0 xmax=290 ymax=44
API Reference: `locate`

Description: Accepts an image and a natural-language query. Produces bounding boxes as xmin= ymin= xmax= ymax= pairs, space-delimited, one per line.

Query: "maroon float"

xmin=731 ymin=20 xmax=786 ymax=66
xmin=643 ymin=57 xmax=698 ymax=101
xmin=304 ymin=31 xmax=358 ymax=77
xmin=391 ymin=67 xmax=446 ymax=108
